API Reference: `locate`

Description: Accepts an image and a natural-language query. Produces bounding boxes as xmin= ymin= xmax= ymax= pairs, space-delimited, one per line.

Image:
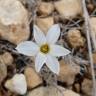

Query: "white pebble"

xmin=5 ymin=74 xmax=27 ymax=95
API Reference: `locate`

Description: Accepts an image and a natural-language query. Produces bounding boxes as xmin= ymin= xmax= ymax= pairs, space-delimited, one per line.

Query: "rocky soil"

xmin=0 ymin=0 xmax=96 ymax=96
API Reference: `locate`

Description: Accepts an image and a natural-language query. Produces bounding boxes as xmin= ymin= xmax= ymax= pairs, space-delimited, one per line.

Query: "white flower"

xmin=16 ymin=24 xmax=70 ymax=74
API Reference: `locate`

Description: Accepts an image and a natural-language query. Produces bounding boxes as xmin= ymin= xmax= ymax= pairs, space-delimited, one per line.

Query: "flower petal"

xmin=50 ymin=44 xmax=70 ymax=57
xmin=46 ymin=55 xmax=60 ymax=74
xmin=35 ymin=53 xmax=46 ymax=72
xmin=46 ymin=24 xmax=60 ymax=44
xmin=33 ymin=25 xmax=46 ymax=45
xmin=16 ymin=41 xmax=39 ymax=56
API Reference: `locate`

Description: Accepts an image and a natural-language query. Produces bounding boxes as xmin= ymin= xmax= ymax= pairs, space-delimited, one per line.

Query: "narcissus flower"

xmin=16 ymin=24 xmax=70 ymax=74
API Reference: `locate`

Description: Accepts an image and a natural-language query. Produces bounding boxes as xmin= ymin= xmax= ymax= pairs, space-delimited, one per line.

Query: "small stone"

xmin=58 ymin=60 xmax=80 ymax=85
xmin=82 ymin=79 xmax=92 ymax=96
xmin=67 ymin=29 xmax=85 ymax=48
xmin=90 ymin=17 xmax=96 ymax=34
xmin=0 ymin=0 xmax=30 ymax=44
xmin=0 ymin=52 xmax=13 ymax=66
xmin=36 ymin=17 xmax=54 ymax=34
xmin=92 ymin=53 xmax=96 ymax=64
xmin=54 ymin=0 xmax=82 ymax=19
xmin=5 ymin=74 xmax=27 ymax=95
xmin=0 ymin=62 xmax=7 ymax=84
xmin=64 ymin=89 xmax=80 ymax=96
xmin=24 ymin=67 xmax=42 ymax=89
xmin=87 ymin=4 xmax=94 ymax=12
xmin=0 ymin=0 xmax=28 ymax=25
xmin=37 ymin=2 xmax=54 ymax=16
xmin=27 ymin=86 xmax=80 ymax=96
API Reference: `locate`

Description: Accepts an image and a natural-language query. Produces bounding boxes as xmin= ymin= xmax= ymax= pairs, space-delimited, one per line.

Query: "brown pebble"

xmin=67 ymin=29 xmax=85 ymax=48
xmin=36 ymin=17 xmax=54 ymax=34
xmin=0 ymin=0 xmax=30 ymax=45
xmin=24 ymin=67 xmax=42 ymax=89
xmin=0 ymin=52 xmax=13 ymax=66
xmin=58 ymin=60 xmax=80 ymax=85
xmin=38 ymin=2 xmax=54 ymax=16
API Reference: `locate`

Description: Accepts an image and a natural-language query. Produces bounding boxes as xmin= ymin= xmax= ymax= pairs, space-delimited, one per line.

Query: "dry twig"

xmin=82 ymin=0 xmax=96 ymax=96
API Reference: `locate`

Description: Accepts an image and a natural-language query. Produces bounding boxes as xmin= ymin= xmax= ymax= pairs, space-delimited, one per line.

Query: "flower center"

xmin=40 ymin=44 xmax=50 ymax=54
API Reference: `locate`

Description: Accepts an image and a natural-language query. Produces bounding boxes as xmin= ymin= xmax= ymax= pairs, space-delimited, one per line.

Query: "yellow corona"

xmin=40 ymin=44 xmax=50 ymax=54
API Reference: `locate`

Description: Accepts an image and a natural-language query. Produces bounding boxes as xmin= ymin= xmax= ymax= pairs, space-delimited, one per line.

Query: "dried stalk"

xmin=82 ymin=0 xmax=96 ymax=96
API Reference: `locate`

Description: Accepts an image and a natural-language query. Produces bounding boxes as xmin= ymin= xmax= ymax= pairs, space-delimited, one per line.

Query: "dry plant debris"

xmin=0 ymin=0 xmax=95 ymax=96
